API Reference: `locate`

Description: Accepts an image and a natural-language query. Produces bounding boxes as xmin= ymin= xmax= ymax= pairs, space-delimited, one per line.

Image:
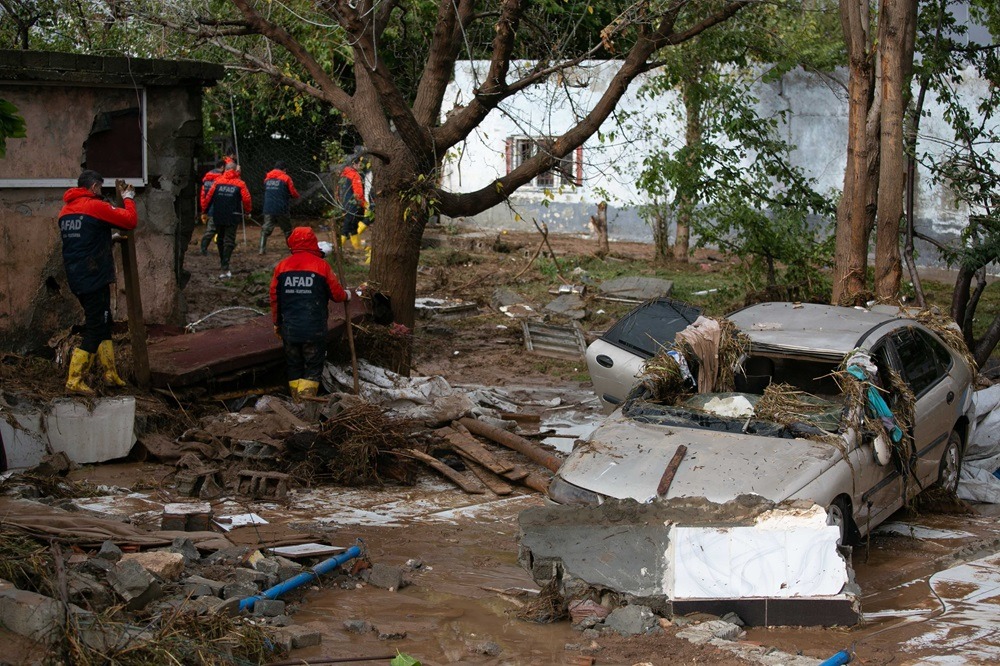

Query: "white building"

xmin=439 ymin=60 xmax=992 ymax=261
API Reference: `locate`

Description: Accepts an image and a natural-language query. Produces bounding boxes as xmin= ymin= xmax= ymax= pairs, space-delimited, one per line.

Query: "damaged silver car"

xmin=557 ymin=302 xmax=975 ymax=544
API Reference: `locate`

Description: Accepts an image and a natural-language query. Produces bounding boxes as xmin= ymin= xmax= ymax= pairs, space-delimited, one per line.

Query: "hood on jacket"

xmin=63 ymin=187 xmax=99 ymax=204
xmin=287 ymin=227 xmax=322 ymax=255
xmin=265 ymin=169 xmax=287 ymax=179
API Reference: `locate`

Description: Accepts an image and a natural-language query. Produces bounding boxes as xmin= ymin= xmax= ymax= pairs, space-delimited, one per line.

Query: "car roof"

xmin=728 ymin=302 xmax=901 ymax=359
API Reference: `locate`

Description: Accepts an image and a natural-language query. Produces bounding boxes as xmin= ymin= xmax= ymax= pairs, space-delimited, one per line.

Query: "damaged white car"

xmin=555 ymin=302 xmax=976 ymax=544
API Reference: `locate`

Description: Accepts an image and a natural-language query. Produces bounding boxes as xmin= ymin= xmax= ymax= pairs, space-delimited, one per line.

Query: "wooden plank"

xmin=656 ymin=445 xmax=688 ymax=497
xmin=403 ymin=449 xmax=486 ymax=494
xmin=500 ymin=465 xmax=529 ymax=482
xmin=117 ymin=234 xmax=151 ymax=388
xmin=268 ymin=400 xmax=310 ymax=430
xmin=462 ymin=458 xmax=514 ymax=496
xmin=443 ymin=425 xmax=514 ymax=475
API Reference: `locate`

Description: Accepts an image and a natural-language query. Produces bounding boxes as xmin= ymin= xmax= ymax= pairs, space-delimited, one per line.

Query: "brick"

xmin=271 ymin=624 xmax=322 ymax=650
xmin=253 ymin=599 xmax=285 ymax=617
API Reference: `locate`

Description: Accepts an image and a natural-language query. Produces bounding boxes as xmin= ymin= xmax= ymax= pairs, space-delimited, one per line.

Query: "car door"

xmin=853 ymin=342 xmax=904 ymax=530
xmin=889 ymin=326 xmax=955 ymax=495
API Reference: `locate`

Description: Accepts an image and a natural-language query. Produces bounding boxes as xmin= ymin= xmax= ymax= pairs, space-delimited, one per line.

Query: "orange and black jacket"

xmin=200 ymin=168 xmax=223 ymax=214
xmin=270 ymin=227 xmax=347 ymax=343
xmin=337 ymin=166 xmax=366 ymax=215
xmin=58 ymin=188 xmax=138 ymax=296
xmin=203 ymin=170 xmax=252 ymax=226
xmin=263 ymin=169 xmax=300 ymax=216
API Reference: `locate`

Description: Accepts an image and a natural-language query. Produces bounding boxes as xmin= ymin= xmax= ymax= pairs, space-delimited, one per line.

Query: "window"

xmin=506 ymin=136 xmax=582 ymax=188
xmin=891 ymin=327 xmax=948 ymax=397
xmin=0 ymin=84 xmax=147 ymax=188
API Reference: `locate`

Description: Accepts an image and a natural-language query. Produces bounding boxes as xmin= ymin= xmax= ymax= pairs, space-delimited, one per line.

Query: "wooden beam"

xmin=117 ymin=234 xmax=150 ymax=388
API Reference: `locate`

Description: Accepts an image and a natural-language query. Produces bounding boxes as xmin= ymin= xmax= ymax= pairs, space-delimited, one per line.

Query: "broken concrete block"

xmin=544 ymin=294 xmax=587 ymax=320
xmin=0 ymin=587 xmax=67 ymax=645
xmin=96 ymin=540 xmax=123 ymax=561
xmin=598 ymin=276 xmax=673 ymax=301
xmin=66 ymin=571 xmax=113 ymax=610
xmin=253 ymin=599 xmax=285 ymax=617
xmin=204 ymin=546 xmax=251 ymax=566
xmin=161 ymin=502 xmax=213 ymax=531
xmin=183 ymin=576 xmax=225 ymax=598
xmin=343 ymin=619 xmax=373 ymax=634
xmin=366 ymin=563 xmax=405 ymax=591
xmin=234 ymin=568 xmax=269 ymax=586
xmin=168 ymin=537 xmax=201 ymax=565
xmin=107 ymin=559 xmax=162 ymax=611
xmin=80 ymin=557 xmax=114 ymax=576
xmin=274 ymin=556 xmax=303 ymax=581
xmin=222 ymin=581 xmax=258 ymax=600
xmin=44 ymin=397 xmax=138 ymax=464
xmin=120 ymin=551 xmax=186 ymax=581
xmin=568 ymin=599 xmax=609 ymax=625
xmin=187 ymin=595 xmax=239 ymax=617
xmin=32 ymin=451 xmax=72 ymax=476
xmin=271 ymin=625 xmax=322 ymax=650
xmin=604 ymin=605 xmax=657 ymax=636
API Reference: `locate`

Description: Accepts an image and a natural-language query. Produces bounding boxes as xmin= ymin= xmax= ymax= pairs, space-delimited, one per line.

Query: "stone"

xmin=676 ymin=619 xmax=746 ymax=645
xmin=187 ymin=595 xmax=239 ymax=617
xmin=468 ymin=641 xmax=502 ymax=656
xmin=106 ymin=559 xmax=162 ymax=610
xmin=168 ymin=537 xmax=201 ymax=564
xmin=274 ymin=556 xmax=303 ymax=581
xmin=0 ymin=587 xmax=67 ymax=645
xmin=252 ymin=557 xmax=280 ymax=577
xmin=204 ymin=546 xmax=251 ymax=566
xmin=720 ymin=611 xmax=745 ymax=627
xmin=253 ymin=599 xmax=286 ymax=617
xmin=366 ymin=563 xmax=405 ymax=591
xmin=80 ymin=557 xmax=114 ymax=576
xmin=234 ymin=568 xmax=269 ymax=585
xmin=269 ymin=614 xmax=293 ymax=627
xmin=32 ymin=452 xmax=71 ymax=476
xmin=544 ymin=294 xmax=586 ymax=319
xmin=222 ymin=581 xmax=258 ymax=600
xmin=66 ymin=571 xmax=113 ymax=609
xmin=120 ymin=551 xmax=186 ymax=581
xmin=183 ymin=576 xmax=226 ymax=598
xmin=405 ymin=558 xmax=424 ymax=570
xmin=343 ymin=619 xmax=374 ymax=634
xmin=376 ymin=625 xmax=408 ymax=640
xmin=271 ymin=625 xmax=322 ymax=650
xmin=492 ymin=288 xmax=529 ymax=308
xmin=604 ymin=605 xmax=657 ymax=636
xmin=96 ymin=540 xmax=123 ymax=561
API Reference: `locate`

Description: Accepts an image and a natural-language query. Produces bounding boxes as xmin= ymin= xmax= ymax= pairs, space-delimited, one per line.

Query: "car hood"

xmin=556 ymin=415 xmax=845 ymax=504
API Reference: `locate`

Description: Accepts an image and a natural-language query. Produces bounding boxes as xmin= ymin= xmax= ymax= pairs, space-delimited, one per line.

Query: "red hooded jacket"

xmin=201 ymin=168 xmax=252 ymax=221
xmin=270 ymin=227 xmax=347 ymax=343
xmin=58 ymin=188 xmax=138 ymax=295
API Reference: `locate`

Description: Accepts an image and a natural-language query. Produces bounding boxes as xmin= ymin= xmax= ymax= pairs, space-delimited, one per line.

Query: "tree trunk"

xmin=833 ymin=0 xmax=877 ymax=305
xmin=652 ymin=203 xmax=671 ymax=264
xmin=673 ymin=76 xmax=704 ymax=263
xmin=591 ymin=202 xmax=609 ymax=258
xmin=874 ymin=0 xmax=917 ymax=301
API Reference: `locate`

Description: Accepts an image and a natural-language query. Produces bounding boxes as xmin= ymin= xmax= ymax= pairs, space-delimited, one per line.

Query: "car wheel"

xmin=936 ymin=430 xmax=962 ymax=494
xmin=827 ymin=497 xmax=856 ymax=546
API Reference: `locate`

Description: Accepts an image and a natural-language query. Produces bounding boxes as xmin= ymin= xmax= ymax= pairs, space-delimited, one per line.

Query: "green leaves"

xmin=390 ymin=652 xmax=422 ymax=666
xmin=0 ymin=99 xmax=26 ymax=158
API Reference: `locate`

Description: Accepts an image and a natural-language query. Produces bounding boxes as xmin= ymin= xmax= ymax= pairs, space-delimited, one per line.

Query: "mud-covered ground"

xmin=5 ymin=221 xmax=999 ymax=665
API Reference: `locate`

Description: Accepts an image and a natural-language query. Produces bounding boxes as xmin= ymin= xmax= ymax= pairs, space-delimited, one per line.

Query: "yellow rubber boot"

xmin=364 ymin=245 xmax=372 ymax=265
xmin=288 ymin=380 xmax=300 ymax=403
xmin=357 ymin=221 xmax=368 ymax=235
xmin=66 ymin=348 xmax=95 ymax=394
xmin=339 ymin=235 xmax=350 ymax=249
xmin=298 ymin=379 xmax=320 ymax=399
xmin=349 ymin=234 xmax=362 ymax=250
xmin=97 ymin=340 xmax=127 ymax=387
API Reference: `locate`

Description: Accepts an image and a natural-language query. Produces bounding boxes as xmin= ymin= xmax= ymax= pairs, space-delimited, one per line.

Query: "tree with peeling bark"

xmin=833 ymin=0 xmax=917 ymax=305
xmin=142 ymin=0 xmax=750 ymax=347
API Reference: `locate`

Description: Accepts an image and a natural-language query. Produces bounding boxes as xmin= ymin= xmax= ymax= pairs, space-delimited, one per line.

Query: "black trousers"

xmin=341 ymin=210 xmax=363 ymax=237
xmin=77 ymin=286 xmax=112 ymax=354
xmin=283 ymin=338 xmax=326 ymax=382
xmin=216 ymin=223 xmax=238 ymax=269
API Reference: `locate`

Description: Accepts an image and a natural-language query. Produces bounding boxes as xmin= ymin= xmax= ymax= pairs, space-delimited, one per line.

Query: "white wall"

xmin=439 ymin=60 xmax=993 ymax=257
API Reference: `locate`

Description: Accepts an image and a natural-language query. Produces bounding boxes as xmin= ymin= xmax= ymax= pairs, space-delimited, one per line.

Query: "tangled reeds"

xmin=282 ymin=401 xmax=411 ymax=486
xmin=755 ymin=383 xmax=836 ymax=431
xmin=717 ymin=318 xmax=752 ymax=392
xmin=915 ymin=309 xmax=977 ymax=373
xmin=0 ymin=529 xmax=56 ymax=596
xmin=639 ymin=348 xmax=690 ymax=404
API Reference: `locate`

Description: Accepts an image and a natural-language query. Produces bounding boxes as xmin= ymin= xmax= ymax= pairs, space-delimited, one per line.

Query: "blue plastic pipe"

xmin=239 ymin=544 xmax=362 ymax=612
xmin=818 ymin=650 xmax=851 ymax=666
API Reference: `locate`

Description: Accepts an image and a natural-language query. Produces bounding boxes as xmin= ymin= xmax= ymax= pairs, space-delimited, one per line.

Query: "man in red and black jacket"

xmin=260 ymin=160 xmax=300 ymax=254
xmin=58 ymin=170 xmax=138 ymax=393
xmin=203 ymin=162 xmax=252 ymax=279
xmin=270 ymin=227 xmax=349 ymax=400
xmin=197 ymin=159 xmax=225 ymax=255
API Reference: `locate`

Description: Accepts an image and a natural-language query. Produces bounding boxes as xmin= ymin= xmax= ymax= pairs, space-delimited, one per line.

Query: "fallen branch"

xmin=462 ymin=458 xmax=514 ymax=496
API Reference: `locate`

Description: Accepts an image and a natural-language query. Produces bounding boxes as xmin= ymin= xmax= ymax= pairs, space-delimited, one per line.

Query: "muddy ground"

xmin=4 ymin=220 xmax=1000 ymax=665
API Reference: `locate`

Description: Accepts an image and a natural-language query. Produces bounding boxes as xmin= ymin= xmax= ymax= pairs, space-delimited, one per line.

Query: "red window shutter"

xmin=575 ymin=146 xmax=583 ymax=186
xmin=505 ymin=138 xmax=513 ymax=174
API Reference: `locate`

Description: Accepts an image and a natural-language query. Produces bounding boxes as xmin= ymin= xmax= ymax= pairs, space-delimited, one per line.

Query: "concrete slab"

xmin=1 ymin=397 xmax=136 ymax=465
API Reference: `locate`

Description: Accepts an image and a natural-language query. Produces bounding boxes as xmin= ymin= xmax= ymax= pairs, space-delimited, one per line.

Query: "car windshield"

xmin=623 ymin=354 xmax=845 ymax=439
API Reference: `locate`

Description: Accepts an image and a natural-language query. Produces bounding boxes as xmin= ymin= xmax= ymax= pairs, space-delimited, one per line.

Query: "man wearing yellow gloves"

xmin=270 ymin=227 xmax=350 ymax=401
xmin=337 ymin=154 xmax=368 ymax=253
xmin=57 ymin=170 xmax=138 ymax=393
